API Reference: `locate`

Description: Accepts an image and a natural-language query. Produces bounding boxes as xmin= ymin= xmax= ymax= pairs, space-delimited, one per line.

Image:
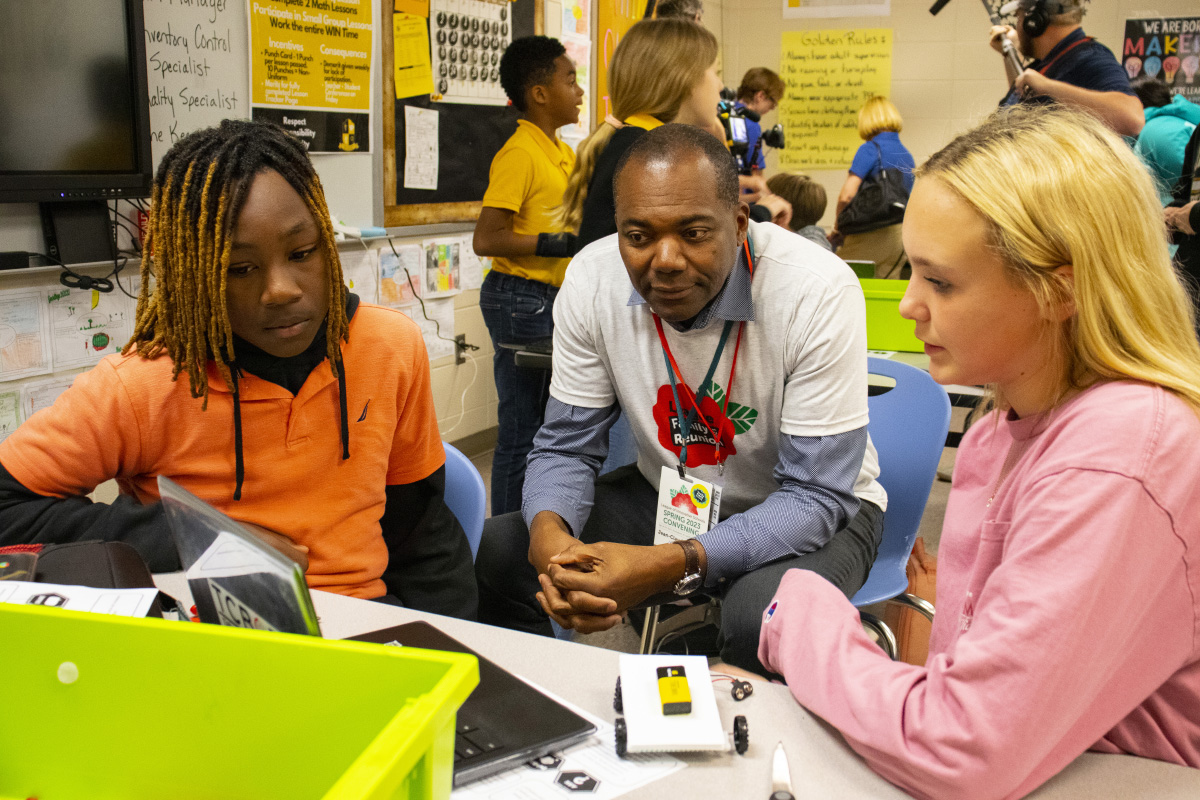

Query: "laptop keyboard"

xmin=455 ymin=719 xmax=502 ymax=763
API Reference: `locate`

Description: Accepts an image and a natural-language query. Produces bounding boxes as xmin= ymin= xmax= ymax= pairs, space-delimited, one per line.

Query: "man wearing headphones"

xmin=990 ymin=0 xmax=1142 ymax=137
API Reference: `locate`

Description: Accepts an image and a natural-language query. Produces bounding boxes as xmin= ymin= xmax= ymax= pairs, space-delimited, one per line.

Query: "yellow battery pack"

xmin=657 ymin=665 xmax=692 ymax=715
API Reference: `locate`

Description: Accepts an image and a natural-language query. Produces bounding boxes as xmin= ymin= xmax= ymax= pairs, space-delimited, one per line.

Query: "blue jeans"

xmin=478 ymin=270 xmax=558 ymax=516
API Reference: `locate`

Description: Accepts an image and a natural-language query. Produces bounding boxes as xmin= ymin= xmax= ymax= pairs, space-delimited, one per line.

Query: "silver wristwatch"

xmin=672 ymin=539 xmax=703 ymax=596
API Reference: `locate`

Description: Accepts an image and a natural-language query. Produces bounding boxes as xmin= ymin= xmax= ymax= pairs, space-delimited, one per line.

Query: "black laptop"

xmin=349 ymin=621 xmax=596 ymax=787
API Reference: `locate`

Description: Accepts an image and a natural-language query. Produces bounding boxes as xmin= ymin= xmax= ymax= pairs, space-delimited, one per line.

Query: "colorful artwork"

xmin=560 ymin=34 xmax=591 ymax=147
xmin=379 ymin=245 xmax=423 ymax=308
xmin=562 ymin=0 xmax=589 ymax=37
xmin=1124 ymin=18 xmax=1200 ymax=102
xmin=45 ymin=286 xmax=133 ymax=371
xmin=424 ymin=239 xmax=461 ymax=297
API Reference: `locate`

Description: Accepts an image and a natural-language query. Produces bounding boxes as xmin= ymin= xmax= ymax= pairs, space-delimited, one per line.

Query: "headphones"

xmin=1021 ymin=0 xmax=1067 ymax=39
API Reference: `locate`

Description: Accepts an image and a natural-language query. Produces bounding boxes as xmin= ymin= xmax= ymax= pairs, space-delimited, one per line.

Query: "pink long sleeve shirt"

xmin=758 ymin=381 xmax=1200 ymax=800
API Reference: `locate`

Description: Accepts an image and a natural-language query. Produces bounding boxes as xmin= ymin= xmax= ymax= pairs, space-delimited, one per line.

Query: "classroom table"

xmin=153 ymin=573 xmax=1200 ymax=800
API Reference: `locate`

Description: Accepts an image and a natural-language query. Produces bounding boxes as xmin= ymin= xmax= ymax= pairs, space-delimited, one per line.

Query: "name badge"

xmin=653 ymin=465 xmax=722 ymax=545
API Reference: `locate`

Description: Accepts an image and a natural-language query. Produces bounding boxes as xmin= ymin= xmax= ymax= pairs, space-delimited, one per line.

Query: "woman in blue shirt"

xmin=830 ymin=96 xmax=915 ymax=278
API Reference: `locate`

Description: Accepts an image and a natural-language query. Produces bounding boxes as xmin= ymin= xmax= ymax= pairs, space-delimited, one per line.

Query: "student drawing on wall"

xmin=425 ymin=241 xmax=460 ymax=294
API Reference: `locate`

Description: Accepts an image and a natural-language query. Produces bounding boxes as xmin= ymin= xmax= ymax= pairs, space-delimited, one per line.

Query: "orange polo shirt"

xmin=0 ymin=304 xmax=443 ymax=599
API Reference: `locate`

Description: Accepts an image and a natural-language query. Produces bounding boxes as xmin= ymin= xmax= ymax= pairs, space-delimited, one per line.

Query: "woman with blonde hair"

xmin=830 ymin=95 xmax=915 ymax=277
xmin=758 ymin=105 xmax=1200 ymax=799
xmin=563 ymin=18 xmax=722 ymax=248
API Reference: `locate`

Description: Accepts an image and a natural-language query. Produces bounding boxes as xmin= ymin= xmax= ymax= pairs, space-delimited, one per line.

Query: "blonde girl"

xmin=562 ymin=18 xmax=721 ymax=248
xmin=759 ymin=105 xmax=1200 ymax=800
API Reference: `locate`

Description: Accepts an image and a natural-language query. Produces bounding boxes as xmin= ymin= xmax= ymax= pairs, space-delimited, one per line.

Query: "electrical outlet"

xmin=455 ymin=334 xmax=468 ymax=365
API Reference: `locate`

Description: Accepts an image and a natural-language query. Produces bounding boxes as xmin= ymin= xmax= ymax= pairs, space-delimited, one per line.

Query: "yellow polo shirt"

xmin=623 ymin=113 xmax=664 ymax=132
xmin=481 ymin=119 xmax=576 ymax=287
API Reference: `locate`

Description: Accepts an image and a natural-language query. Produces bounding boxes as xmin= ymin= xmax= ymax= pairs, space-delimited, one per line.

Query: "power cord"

xmin=337 ymin=229 xmax=484 ymax=433
xmin=24 ymin=250 xmax=116 ymax=293
xmin=382 ymin=235 xmax=475 ymax=352
xmin=711 ymin=673 xmax=755 ymax=701
xmin=113 ymin=249 xmax=142 ymax=299
xmin=437 ymin=351 xmax=479 ymax=439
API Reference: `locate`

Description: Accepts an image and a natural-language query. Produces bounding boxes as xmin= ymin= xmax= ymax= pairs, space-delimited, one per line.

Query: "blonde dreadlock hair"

xmin=124 ymin=119 xmax=348 ymax=406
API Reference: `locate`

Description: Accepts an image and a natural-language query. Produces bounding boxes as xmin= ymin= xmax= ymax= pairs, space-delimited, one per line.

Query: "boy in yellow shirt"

xmin=473 ymin=36 xmax=583 ymax=515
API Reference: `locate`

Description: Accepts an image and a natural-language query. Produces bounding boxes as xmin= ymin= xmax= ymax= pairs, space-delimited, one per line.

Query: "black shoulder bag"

xmin=836 ymin=141 xmax=910 ymax=236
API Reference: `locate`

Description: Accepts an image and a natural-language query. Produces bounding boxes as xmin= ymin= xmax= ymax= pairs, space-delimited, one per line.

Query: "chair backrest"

xmin=853 ymin=357 xmax=951 ymax=605
xmin=442 ymin=442 xmax=487 ymax=560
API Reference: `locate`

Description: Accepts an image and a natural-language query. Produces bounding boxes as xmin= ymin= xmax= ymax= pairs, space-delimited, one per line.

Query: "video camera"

xmin=718 ymin=88 xmax=785 ymax=175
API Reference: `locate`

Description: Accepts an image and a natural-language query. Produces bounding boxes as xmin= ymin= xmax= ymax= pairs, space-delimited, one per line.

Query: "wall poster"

xmin=248 ymin=0 xmax=375 ymax=152
xmin=777 ymin=28 xmax=892 ymax=171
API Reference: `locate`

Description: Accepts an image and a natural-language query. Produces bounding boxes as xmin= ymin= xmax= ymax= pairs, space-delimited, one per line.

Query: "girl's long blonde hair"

xmin=556 ymin=18 xmax=718 ymax=231
xmin=918 ymin=105 xmax=1200 ymax=414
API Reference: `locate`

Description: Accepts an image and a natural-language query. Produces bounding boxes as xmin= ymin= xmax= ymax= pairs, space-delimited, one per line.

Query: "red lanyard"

xmin=652 ymin=238 xmax=755 ymax=466
xmin=1037 ymin=36 xmax=1093 ymax=76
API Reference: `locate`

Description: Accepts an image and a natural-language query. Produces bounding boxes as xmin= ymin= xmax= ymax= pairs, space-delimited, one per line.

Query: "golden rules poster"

xmin=778 ymin=29 xmax=891 ymax=171
xmin=250 ymin=0 xmax=374 ymax=152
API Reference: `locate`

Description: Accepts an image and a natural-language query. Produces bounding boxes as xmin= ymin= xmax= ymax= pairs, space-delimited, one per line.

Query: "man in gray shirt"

xmin=474 ymin=125 xmax=885 ymax=672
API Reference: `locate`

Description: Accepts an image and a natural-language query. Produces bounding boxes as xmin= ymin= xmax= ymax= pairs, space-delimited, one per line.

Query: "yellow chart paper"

xmin=778 ymin=29 xmax=892 ymax=170
xmin=394 ymin=12 xmax=434 ymax=99
xmin=250 ymin=0 xmax=373 ymax=112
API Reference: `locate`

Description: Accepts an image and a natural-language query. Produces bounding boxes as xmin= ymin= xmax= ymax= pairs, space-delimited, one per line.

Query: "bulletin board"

xmin=383 ymin=0 xmax=543 ymax=227
xmin=595 ymin=1 xmax=646 ymax=123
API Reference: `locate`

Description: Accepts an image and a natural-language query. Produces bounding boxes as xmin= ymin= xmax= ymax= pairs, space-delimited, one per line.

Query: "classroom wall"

xmin=718 ymin=0 xmax=1199 ymax=228
xmin=0 ymin=1 xmax=496 ymax=449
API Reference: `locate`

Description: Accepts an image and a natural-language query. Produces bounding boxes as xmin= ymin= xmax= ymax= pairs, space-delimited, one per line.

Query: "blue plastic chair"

xmin=443 ymin=442 xmax=487 ymax=561
xmin=852 ymin=357 xmax=951 ymax=657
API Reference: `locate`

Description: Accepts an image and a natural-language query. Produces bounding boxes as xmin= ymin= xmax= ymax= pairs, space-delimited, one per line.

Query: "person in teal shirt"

xmin=1132 ymin=77 xmax=1200 ymax=206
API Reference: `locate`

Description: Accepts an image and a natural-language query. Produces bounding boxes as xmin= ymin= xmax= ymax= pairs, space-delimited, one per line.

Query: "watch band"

xmin=676 ymin=539 xmax=700 ymax=580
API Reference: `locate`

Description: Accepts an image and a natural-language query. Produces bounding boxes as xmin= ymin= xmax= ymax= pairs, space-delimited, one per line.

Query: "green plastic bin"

xmin=859 ymin=278 xmax=923 ymax=353
xmin=844 ymin=260 xmax=875 ymax=280
xmin=0 ymin=603 xmax=479 ymax=800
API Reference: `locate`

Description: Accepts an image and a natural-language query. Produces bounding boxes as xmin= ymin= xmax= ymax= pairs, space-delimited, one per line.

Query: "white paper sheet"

xmin=618 ymin=654 xmax=727 ymax=753
xmin=20 ymin=375 xmax=76 ymax=422
xmin=404 ymin=105 xmax=439 ymax=190
xmin=402 ymin=297 xmax=456 ymax=361
xmin=340 ymin=246 xmax=380 ymax=305
xmin=428 ymin=0 xmax=513 ymax=106
xmin=45 ymin=285 xmax=133 ymax=370
xmin=0 ymin=288 xmax=53 ymax=382
xmin=451 ymin=681 xmax=684 ymax=800
xmin=783 ymin=0 xmax=890 ymax=18
xmin=0 ymin=580 xmax=159 ymax=618
xmin=380 ymin=245 xmax=424 ymax=308
xmin=459 ymin=236 xmax=488 ymax=291
xmin=0 ymin=389 xmax=21 ymax=443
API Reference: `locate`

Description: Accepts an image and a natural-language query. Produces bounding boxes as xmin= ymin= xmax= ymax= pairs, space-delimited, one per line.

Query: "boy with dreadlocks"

xmin=0 ymin=119 xmax=477 ymax=619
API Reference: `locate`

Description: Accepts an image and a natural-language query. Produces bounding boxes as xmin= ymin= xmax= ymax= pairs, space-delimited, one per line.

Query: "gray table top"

xmin=154 ymin=573 xmax=1200 ymax=799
